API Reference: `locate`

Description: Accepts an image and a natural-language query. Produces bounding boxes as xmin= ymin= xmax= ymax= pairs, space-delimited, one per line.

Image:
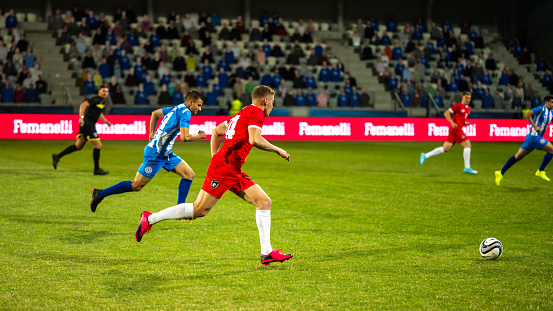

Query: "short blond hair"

xmin=252 ymin=85 xmax=275 ymax=101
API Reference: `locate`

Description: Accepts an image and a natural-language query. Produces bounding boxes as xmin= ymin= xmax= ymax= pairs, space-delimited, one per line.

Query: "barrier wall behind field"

xmin=1 ymin=114 xmax=543 ymax=142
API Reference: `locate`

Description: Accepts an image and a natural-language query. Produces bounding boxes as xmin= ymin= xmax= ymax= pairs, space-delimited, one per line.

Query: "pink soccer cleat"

xmin=260 ymin=249 xmax=293 ymax=266
xmin=135 ymin=211 xmax=153 ymax=242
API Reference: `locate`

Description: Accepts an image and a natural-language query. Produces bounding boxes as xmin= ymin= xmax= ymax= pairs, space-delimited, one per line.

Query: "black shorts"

xmin=76 ymin=124 xmax=100 ymax=141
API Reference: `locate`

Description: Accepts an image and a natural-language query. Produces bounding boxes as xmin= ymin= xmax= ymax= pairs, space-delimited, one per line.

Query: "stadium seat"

xmin=16 ymin=13 xmax=26 ymax=22
xmin=27 ymin=13 xmax=37 ymax=23
xmin=320 ymin=23 xmax=329 ymax=31
xmin=312 ymin=22 xmax=320 ymax=31
xmin=158 ymin=17 xmax=167 ymax=25
xmin=251 ymin=20 xmax=260 ymax=28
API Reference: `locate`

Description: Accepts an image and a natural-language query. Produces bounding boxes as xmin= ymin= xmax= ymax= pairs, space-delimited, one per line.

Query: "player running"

xmin=89 ymin=91 xmax=206 ymax=212
xmin=52 ymin=85 xmax=112 ymax=175
xmin=495 ymin=95 xmax=553 ymax=186
xmin=134 ymin=85 xmax=293 ymax=266
xmin=420 ymin=91 xmax=478 ymax=174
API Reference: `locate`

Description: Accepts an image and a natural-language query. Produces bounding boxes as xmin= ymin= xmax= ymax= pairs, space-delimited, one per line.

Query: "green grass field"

xmin=1 ymin=139 xmax=552 ymax=310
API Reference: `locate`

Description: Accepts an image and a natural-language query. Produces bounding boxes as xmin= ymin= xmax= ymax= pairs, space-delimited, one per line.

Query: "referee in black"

xmin=52 ymin=85 xmax=112 ymax=175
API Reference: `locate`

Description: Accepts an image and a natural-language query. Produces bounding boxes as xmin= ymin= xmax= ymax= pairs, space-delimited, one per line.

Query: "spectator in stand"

xmin=186 ymin=52 xmax=197 ymax=71
xmin=268 ymin=40 xmax=283 ymax=58
xmin=125 ymin=67 xmax=140 ymax=86
xmin=433 ymin=89 xmax=443 ymax=108
xmin=143 ymin=75 xmax=155 ymax=97
xmin=511 ymin=90 xmax=522 ymax=109
xmin=111 ymin=84 xmax=125 ymax=104
xmin=12 ymin=82 xmax=24 ymax=102
xmin=350 ymin=87 xmax=360 ymax=107
xmin=173 ymin=52 xmax=186 ymax=71
xmin=3 ymin=58 xmax=17 ymax=77
xmin=292 ymin=70 xmax=304 ymax=89
xmin=388 ymin=72 xmax=398 ymax=92
xmin=230 ymin=22 xmax=241 ymax=41
xmin=84 ymin=73 xmax=95 ymax=95
xmin=36 ymin=75 xmax=47 ymax=94
xmin=295 ymin=88 xmax=306 ymax=106
xmin=6 ymin=10 xmax=18 ymax=29
xmin=493 ymin=89 xmax=504 ymax=109
xmin=543 ymin=69 xmax=552 ymax=88
xmin=167 ymin=20 xmax=180 ymax=40
xmin=217 ymin=68 xmax=229 ymax=88
xmin=392 ymin=42 xmax=402 ymax=60
xmin=2 ymin=81 xmax=14 ymax=102
xmin=338 ymin=87 xmax=348 ymax=106
xmin=93 ymin=69 xmax=103 ymax=88
xmin=330 ymin=63 xmax=341 ymax=82
xmin=361 ymin=42 xmax=373 ymax=61
xmin=315 ymin=88 xmax=328 ymax=107
xmin=482 ymin=88 xmax=493 ymax=108
xmin=531 ymin=91 xmax=541 ymax=108
xmin=381 ymin=31 xmax=391 ymax=46
xmin=51 ymin=9 xmax=64 ymax=30
xmin=172 ymin=84 xmax=184 ymax=105
xmin=98 ymin=58 xmax=111 ymax=79
xmin=401 ymin=87 xmax=412 ymax=107
xmin=499 ymin=68 xmax=510 ymax=86
xmin=135 ymin=83 xmax=147 ymax=104
xmin=156 ymin=20 xmax=168 ymax=39
xmin=303 ymin=87 xmax=315 ymax=106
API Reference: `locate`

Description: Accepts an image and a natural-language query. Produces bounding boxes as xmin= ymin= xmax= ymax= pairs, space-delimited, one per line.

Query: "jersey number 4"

xmin=226 ymin=115 xmax=241 ymax=139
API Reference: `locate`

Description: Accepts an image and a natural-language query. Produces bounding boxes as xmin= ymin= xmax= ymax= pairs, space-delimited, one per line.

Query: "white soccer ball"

xmin=479 ymin=238 xmax=503 ymax=260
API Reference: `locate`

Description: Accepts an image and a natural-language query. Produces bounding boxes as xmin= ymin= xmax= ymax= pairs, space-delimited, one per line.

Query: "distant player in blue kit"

xmin=89 ymin=91 xmax=206 ymax=212
xmin=495 ymin=95 xmax=553 ymax=186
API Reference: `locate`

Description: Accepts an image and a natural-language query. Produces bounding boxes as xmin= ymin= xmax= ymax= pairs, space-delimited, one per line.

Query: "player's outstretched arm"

xmin=210 ymin=122 xmax=226 ymax=157
xmin=180 ymin=127 xmax=206 ymax=142
xmin=149 ymin=109 xmax=164 ymax=140
xmin=248 ymin=127 xmax=290 ymax=161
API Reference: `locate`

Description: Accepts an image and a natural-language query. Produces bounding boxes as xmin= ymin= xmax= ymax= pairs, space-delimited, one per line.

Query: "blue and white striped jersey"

xmin=529 ymin=105 xmax=553 ymax=137
xmin=147 ymin=104 xmax=191 ymax=156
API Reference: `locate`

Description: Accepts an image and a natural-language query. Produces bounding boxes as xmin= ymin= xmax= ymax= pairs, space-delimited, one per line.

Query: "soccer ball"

xmin=479 ymin=238 xmax=503 ymax=260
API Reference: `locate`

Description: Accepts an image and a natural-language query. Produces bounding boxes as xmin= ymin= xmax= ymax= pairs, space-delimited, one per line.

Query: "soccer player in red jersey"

xmin=420 ymin=91 xmax=478 ymax=174
xmin=135 ymin=85 xmax=293 ymax=266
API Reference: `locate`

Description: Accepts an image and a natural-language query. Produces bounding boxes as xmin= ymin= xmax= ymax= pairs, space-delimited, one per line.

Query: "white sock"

xmin=148 ymin=203 xmax=194 ymax=225
xmin=425 ymin=147 xmax=445 ymax=158
xmin=256 ymin=210 xmax=272 ymax=255
xmin=463 ymin=147 xmax=471 ymax=169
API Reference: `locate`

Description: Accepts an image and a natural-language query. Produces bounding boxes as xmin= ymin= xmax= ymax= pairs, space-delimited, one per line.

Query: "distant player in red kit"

xmin=134 ymin=85 xmax=294 ymax=266
xmin=420 ymin=91 xmax=478 ymax=174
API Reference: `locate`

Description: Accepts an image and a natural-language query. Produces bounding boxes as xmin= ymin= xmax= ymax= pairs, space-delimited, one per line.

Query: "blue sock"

xmin=501 ymin=156 xmax=518 ymax=175
xmin=178 ymin=178 xmax=193 ymax=204
xmin=539 ymin=153 xmax=553 ymax=171
xmin=99 ymin=181 xmax=133 ymax=198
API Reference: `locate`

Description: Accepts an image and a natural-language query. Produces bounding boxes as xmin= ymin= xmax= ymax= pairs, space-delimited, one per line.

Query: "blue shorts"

xmin=520 ymin=135 xmax=549 ymax=152
xmin=138 ymin=146 xmax=183 ymax=178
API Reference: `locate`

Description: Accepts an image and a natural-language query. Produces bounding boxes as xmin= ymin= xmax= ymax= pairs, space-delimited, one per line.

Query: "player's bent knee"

xmin=186 ymin=170 xmax=195 ymax=180
xmin=257 ymin=197 xmax=272 ymax=210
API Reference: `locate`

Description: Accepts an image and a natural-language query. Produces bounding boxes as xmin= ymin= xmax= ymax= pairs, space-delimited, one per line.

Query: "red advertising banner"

xmin=0 ymin=113 xmax=546 ymax=142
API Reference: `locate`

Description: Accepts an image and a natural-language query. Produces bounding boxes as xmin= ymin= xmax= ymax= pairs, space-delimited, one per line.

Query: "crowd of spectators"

xmin=510 ymin=37 xmax=552 ymax=105
xmin=0 ymin=9 xmax=49 ymax=103
xmin=348 ymin=16 xmax=545 ymax=110
xmin=53 ymin=5 xmax=365 ymax=108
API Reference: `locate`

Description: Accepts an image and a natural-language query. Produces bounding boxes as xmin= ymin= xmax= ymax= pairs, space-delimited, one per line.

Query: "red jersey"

xmin=449 ymin=103 xmax=471 ymax=128
xmin=213 ymin=104 xmax=265 ymax=171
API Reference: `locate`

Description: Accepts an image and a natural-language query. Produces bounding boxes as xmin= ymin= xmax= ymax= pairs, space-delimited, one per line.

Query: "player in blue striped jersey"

xmin=89 ymin=91 xmax=206 ymax=212
xmin=495 ymin=95 xmax=553 ymax=186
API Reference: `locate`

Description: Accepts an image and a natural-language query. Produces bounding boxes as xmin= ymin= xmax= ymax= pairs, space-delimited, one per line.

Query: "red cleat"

xmin=260 ymin=249 xmax=293 ymax=266
xmin=135 ymin=211 xmax=152 ymax=242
